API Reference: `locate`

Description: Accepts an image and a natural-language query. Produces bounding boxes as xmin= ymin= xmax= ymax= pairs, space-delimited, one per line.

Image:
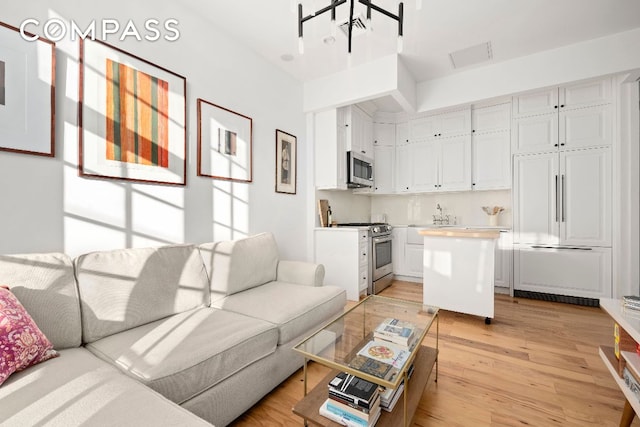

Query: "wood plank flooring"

xmin=231 ymin=281 xmax=638 ymax=426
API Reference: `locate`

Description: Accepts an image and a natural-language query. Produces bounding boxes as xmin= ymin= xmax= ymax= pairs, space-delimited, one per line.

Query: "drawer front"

xmin=359 ymin=265 xmax=369 ymax=292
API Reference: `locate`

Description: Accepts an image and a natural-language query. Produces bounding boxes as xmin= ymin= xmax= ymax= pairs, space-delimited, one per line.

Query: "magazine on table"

xmin=356 ymin=340 xmax=411 ymax=370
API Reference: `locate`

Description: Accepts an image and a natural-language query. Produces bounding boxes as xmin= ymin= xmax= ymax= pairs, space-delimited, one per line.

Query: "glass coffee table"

xmin=293 ymin=295 xmax=439 ymax=427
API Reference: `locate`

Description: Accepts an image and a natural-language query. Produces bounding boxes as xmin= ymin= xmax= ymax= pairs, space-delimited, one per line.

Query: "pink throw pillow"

xmin=0 ymin=287 xmax=58 ymax=386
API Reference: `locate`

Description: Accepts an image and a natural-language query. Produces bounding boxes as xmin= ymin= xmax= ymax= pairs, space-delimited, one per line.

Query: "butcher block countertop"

xmin=418 ymin=228 xmax=501 ymax=239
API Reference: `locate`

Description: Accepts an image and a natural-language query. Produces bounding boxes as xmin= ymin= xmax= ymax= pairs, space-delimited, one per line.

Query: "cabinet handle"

xmin=554 ymin=105 xmax=558 ymax=109
xmin=555 ymin=175 xmax=559 ymax=222
xmin=560 ymin=143 xmax=565 ymax=146
xmin=562 ymin=174 xmax=566 ymax=222
xmin=560 ymin=104 xmax=565 ymax=108
xmin=554 ymin=144 xmax=558 ymax=147
xmin=531 ymin=245 xmax=592 ymax=251
xmin=438 ymin=133 xmax=442 ymax=136
xmin=472 ymin=183 xmax=476 ymax=186
xmin=434 ymin=184 xmax=437 ymax=188
xmin=361 ymin=150 xmax=366 ymax=154
xmin=433 ymin=134 xmax=437 ymax=137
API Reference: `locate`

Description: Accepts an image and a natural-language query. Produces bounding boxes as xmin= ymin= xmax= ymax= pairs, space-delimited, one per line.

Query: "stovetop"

xmin=336 ymin=222 xmax=387 ymax=227
xmin=336 ymin=223 xmax=392 ymax=236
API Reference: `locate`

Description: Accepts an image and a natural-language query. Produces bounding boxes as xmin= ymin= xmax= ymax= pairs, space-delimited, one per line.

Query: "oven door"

xmin=372 ymin=235 xmax=393 ymax=281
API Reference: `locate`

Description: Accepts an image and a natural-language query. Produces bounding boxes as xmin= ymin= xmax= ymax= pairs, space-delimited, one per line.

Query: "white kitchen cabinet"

xmin=512 ymin=87 xmax=559 ymax=118
xmin=513 ymin=147 xmax=611 ymax=247
xmin=395 ymin=144 xmax=411 ymax=193
xmin=315 ymin=228 xmax=369 ymax=301
xmin=396 ymin=122 xmax=409 ymax=145
xmin=348 ymin=106 xmax=374 ymax=157
xmin=405 ymin=244 xmax=424 ymax=278
xmin=511 ymin=113 xmax=559 ymax=154
xmin=409 ymin=108 xmax=471 ymax=141
xmin=391 ymin=227 xmax=407 ymax=275
xmin=314 ymin=108 xmax=348 ymax=190
xmin=514 ymin=245 xmax=612 ymax=299
xmin=472 ymin=103 xmax=511 ymax=133
xmin=373 ymin=145 xmax=395 ymax=194
xmin=410 ymin=141 xmax=439 ymax=192
xmin=494 ymin=231 xmax=513 ymax=294
xmin=472 ymin=131 xmax=511 ymax=190
xmin=373 ymin=122 xmax=395 ymax=147
xmin=440 ymin=135 xmax=472 ymax=191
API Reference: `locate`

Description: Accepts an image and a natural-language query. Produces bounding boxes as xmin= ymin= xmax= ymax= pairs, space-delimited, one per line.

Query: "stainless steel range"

xmin=336 ymin=223 xmax=393 ymax=295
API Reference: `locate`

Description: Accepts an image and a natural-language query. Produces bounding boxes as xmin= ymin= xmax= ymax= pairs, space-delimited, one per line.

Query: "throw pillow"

xmin=0 ymin=287 xmax=58 ymax=386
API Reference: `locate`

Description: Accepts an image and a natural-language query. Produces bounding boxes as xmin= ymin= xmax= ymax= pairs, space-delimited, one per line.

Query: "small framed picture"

xmin=197 ymin=98 xmax=252 ymax=182
xmin=275 ymin=129 xmax=296 ymax=194
xmin=0 ymin=21 xmax=55 ymax=157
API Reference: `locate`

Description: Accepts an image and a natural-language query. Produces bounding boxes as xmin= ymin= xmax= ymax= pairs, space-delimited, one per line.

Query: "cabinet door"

xmin=439 ymin=109 xmax=471 ymax=138
xmin=494 ymin=232 xmax=512 ymax=293
xmin=411 ymin=141 xmax=439 ymax=192
xmin=395 ymin=144 xmax=411 ymax=192
xmin=472 ymin=103 xmax=510 ymax=133
xmin=440 ymin=135 xmax=471 ymax=191
xmin=472 ymin=131 xmax=511 ymax=190
xmin=560 ymin=78 xmax=612 ymax=110
xmin=348 ymin=106 xmax=364 ymax=154
xmin=391 ymin=227 xmax=407 ymax=275
xmin=361 ymin=113 xmax=374 ymax=157
xmin=405 ymin=244 xmax=424 ymax=278
xmin=560 ymin=148 xmax=611 ymax=246
xmin=559 ymin=105 xmax=612 ymax=149
xmin=512 ymin=88 xmax=559 ymax=118
xmin=374 ymin=122 xmax=396 ymax=147
xmin=373 ymin=146 xmax=395 ymax=193
xmin=513 ymin=153 xmax=559 ymax=245
xmin=409 ymin=116 xmax=438 ymax=140
xmin=514 ymin=245 xmax=612 ymax=299
xmin=512 ymin=113 xmax=558 ymax=154
xmin=396 ymin=122 xmax=409 ymax=145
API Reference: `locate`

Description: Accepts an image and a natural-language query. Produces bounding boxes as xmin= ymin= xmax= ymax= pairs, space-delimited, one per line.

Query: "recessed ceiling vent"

xmin=339 ymin=15 xmax=368 ymax=37
xmin=449 ymin=42 xmax=493 ymax=69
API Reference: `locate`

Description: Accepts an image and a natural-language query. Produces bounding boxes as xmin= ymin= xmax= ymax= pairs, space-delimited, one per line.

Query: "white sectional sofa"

xmin=0 ymin=232 xmax=346 ymax=426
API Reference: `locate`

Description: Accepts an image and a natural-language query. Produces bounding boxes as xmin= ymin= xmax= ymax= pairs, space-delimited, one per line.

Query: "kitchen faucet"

xmin=433 ymin=203 xmax=452 ymax=225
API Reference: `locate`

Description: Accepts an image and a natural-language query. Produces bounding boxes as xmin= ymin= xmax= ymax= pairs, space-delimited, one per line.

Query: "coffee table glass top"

xmin=293 ymin=295 xmax=439 ymax=389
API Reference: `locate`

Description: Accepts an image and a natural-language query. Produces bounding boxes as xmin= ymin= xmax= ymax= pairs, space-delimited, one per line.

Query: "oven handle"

xmin=372 ymin=236 xmax=392 ymax=244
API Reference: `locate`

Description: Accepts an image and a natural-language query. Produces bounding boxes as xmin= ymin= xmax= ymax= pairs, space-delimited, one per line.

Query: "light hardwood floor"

xmin=231 ymin=281 xmax=638 ymax=426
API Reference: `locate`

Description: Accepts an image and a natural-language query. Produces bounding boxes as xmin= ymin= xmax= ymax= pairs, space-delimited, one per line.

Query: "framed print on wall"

xmin=275 ymin=129 xmax=296 ymax=194
xmin=79 ymin=39 xmax=186 ymax=185
xmin=0 ymin=21 xmax=55 ymax=157
xmin=197 ymin=98 xmax=252 ymax=183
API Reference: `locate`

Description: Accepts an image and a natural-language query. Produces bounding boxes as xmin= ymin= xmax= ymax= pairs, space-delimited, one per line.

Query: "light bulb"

xmin=298 ymin=37 xmax=304 ymax=54
xmin=397 ymin=35 xmax=404 ymax=53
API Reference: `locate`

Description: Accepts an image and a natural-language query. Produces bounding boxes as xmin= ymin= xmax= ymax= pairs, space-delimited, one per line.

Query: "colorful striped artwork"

xmin=105 ymin=59 xmax=169 ymax=167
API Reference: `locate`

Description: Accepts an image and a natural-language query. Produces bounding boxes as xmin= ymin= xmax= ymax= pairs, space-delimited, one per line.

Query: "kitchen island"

xmin=420 ymin=228 xmax=501 ymax=324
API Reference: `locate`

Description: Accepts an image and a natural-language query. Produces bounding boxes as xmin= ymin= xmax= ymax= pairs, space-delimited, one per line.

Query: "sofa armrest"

xmin=276 ymin=260 xmax=325 ymax=287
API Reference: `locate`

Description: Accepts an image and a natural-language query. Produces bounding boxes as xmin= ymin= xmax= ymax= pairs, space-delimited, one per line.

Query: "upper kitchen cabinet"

xmin=471 ymin=103 xmax=511 ymax=190
xmin=409 ymin=108 xmax=471 ymax=141
xmin=314 ymin=105 xmax=373 ymax=190
xmin=396 ymin=122 xmax=409 ymax=145
xmin=373 ymin=145 xmax=395 ymax=193
xmin=373 ymin=122 xmax=396 ymax=147
xmin=512 ymin=78 xmax=613 ymax=154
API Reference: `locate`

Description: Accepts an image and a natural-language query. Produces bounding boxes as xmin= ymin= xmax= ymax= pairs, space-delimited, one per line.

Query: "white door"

xmin=373 ymin=146 xmax=395 ymax=194
xmin=560 ymin=148 xmax=611 ymax=246
xmin=374 ymin=122 xmax=396 ymax=147
xmin=396 ymin=122 xmax=409 ymax=145
xmin=513 ymin=152 xmax=559 ymax=245
xmin=472 ymin=131 xmax=511 ymax=190
xmin=472 ymin=103 xmax=510 ymax=133
xmin=512 ymin=113 xmax=559 ymax=154
xmin=439 ymin=135 xmax=471 ymax=191
xmin=559 ymin=105 xmax=612 ymax=150
xmin=438 ymin=109 xmax=471 ymax=138
xmin=409 ymin=116 xmax=438 ymax=140
xmin=512 ymin=88 xmax=559 ymax=118
xmin=411 ymin=140 xmax=439 ymax=192
xmin=395 ymin=144 xmax=411 ymax=192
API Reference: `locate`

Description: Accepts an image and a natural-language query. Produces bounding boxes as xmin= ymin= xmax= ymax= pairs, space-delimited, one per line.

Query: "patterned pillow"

xmin=0 ymin=286 xmax=59 ymax=386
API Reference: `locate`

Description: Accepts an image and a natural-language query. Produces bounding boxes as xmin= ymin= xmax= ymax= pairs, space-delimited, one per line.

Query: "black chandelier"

xmin=297 ymin=0 xmax=405 ymax=54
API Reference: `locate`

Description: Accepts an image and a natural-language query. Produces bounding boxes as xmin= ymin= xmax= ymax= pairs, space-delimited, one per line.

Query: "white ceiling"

xmin=183 ymin=0 xmax=640 ymax=85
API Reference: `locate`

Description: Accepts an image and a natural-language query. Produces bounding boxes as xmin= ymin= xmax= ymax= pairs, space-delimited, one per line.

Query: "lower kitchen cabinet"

xmin=494 ymin=231 xmax=513 ymax=295
xmin=513 ymin=245 xmax=612 ymax=299
xmin=315 ymin=228 xmax=369 ymax=301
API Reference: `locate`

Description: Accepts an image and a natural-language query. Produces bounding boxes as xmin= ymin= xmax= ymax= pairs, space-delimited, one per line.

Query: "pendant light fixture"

xmin=298 ymin=0 xmax=405 ymax=55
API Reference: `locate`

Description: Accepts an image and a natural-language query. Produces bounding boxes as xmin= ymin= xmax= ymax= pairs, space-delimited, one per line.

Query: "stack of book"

xmin=319 ymin=372 xmax=382 ymax=426
xmin=373 ymin=318 xmax=418 ymax=349
xmin=379 ymin=364 xmax=414 ymax=412
xmin=623 ymin=296 xmax=640 ymax=311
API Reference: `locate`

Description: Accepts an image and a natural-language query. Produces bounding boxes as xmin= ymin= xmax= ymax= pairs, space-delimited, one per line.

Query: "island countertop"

xmin=418 ymin=228 xmax=501 ymax=239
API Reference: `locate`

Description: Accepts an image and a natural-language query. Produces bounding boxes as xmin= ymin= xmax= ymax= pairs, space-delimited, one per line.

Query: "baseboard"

xmin=514 ymin=290 xmax=600 ymax=307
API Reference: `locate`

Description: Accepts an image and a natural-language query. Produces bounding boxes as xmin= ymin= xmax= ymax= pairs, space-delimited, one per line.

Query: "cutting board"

xmin=318 ymin=199 xmax=329 ymax=227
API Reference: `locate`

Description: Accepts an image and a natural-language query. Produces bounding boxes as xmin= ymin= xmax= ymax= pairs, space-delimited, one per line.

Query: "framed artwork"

xmin=0 ymin=21 xmax=55 ymax=156
xmin=197 ymin=98 xmax=252 ymax=183
xmin=275 ymin=129 xmax=297 ymax=194
xmin=79 ymin=39 xmax=186 ymax=185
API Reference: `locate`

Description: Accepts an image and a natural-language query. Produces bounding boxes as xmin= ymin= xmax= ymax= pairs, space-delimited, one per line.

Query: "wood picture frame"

xmin=0 ymin=21 xmax=55 ymax=157
xmin=197 ymin=98 xmax=253 ymax=183
xmin=78 ymin=39 xmax=186 ymax=185
xmin=275 ymin=129 xmax=296 ymax=194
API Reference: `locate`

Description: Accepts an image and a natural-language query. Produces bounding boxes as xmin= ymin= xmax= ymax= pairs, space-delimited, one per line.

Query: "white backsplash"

xmin=316 ymin=190 xmax=371 ymax=225
xmin=370 ymin=190 xmax=512 ymax=227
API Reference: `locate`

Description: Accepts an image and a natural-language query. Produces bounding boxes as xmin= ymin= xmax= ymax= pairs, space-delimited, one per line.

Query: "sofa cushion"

xmin=85 ymin=307 xmax=278 ymax=404
xmin=211 ymin=281 xmax=346 ymax=345
xmin=75 ymin=244 xmax=210 ymax=343
xmin=0 ymin=348 xmax=211 ymax=427
xmin=0 ymin=287 xmax=59 ymax=386
xmin=199 ymin=232 xmax=279 ymax=298
xmin=0 ymin=252 xmax=81 ymax=349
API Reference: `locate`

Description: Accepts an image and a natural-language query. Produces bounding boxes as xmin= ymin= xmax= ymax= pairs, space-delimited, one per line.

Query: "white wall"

xmin=371 ymin=190 xmax=512 ymax=227
xmin=315 ymin=190 xmax=371 ymax=225
xmin=0 ymin=0 xmax=308 ymax=259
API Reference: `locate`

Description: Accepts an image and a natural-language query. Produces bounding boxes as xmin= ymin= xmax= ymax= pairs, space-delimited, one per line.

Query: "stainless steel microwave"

xmin=346 ymin=151 xmax=373 ymax=188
